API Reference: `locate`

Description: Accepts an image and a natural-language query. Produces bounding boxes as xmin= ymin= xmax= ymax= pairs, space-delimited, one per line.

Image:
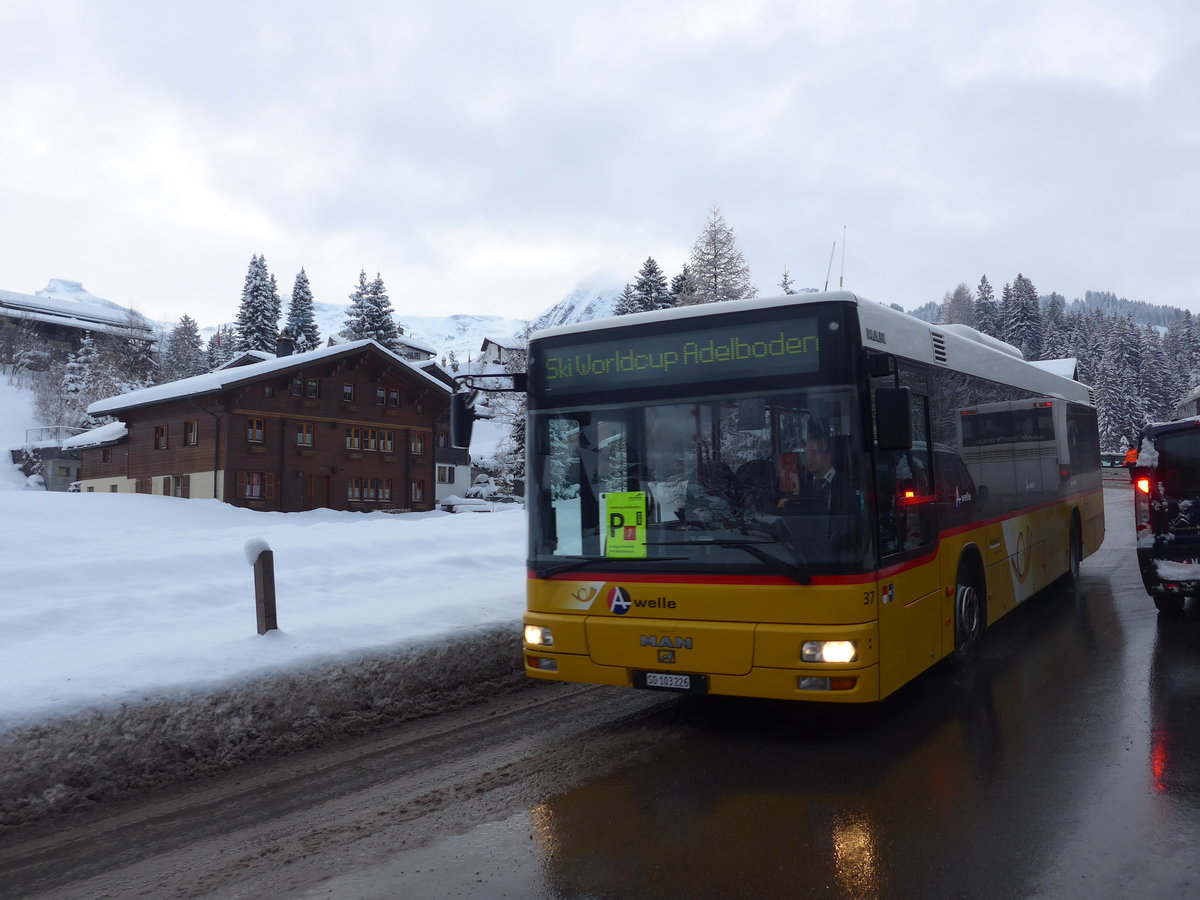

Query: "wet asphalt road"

xmin=5 ymin=483 xmax=1199 ymax=899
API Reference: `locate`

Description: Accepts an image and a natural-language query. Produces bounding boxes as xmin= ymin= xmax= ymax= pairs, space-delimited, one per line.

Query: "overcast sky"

xmin=2 ymin=0 xmax=1198 ymax=327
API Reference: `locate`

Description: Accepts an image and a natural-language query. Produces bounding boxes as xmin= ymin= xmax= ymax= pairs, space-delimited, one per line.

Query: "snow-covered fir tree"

xmin=1041 ymin=293 xmax=1070 ymax=359
xmin=1141 ymin=325 xmax=1175 ymax=424
xmin=1095 ymin=314 xmax=1146 ymax=451
xmin=633 ymin=257 xmax=672 ymax=311
xmin=205 ymin=324 xmax=236 ymax=370
xmin=613 ymin=283 xmax=640 ymax=316
xmin=234 ymin=254 xmax=281 ymax=353
xmin=974 ymin=275 xmax=999 ymax=337
xmin=285 ymin=268 xmax=321 ymax=353
xmin=670 ymin=265 xmax=696 ymax=306
xmin=161 ymin=315 xmax=206 ymax=383
xmin=342 ymin=272 xmax=400 ymax=350
xmin=779 ymin=268 xmax=797 ymax=295
xmin=681 ymin=206 xmax=756 ymax=305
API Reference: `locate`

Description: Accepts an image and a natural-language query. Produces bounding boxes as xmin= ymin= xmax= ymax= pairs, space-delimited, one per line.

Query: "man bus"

xmin=455 ymin=291 xmax=1104 ymax=703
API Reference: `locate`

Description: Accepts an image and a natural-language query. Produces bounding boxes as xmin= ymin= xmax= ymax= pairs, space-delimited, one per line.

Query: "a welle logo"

xmin=544 ymin=332 xmax=819 ymax=382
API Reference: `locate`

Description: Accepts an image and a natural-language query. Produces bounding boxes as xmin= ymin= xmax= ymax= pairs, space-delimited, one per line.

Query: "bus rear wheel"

xmin=1065 ymin=517 xmax=1083 ymax=586
xmin=950 ymin=565 xmax=984 ymax=671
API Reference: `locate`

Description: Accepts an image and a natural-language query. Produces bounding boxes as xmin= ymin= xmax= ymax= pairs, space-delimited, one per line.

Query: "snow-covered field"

xmin=0 ymin=490 xmax=527 ymax=729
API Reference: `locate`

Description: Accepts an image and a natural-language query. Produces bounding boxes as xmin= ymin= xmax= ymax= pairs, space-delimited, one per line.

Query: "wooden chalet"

xmin=77 ymin=340 xmax=451 ymax=513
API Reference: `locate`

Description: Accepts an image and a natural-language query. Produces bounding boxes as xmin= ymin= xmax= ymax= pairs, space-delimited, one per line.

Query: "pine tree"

xmin=633 ymin=257 xmax=671 ymax=311
xmin=234 ymin=254 xmax=280 ymax=353
xmin=779 ymin=268 xmax=797 ymax=295
xmin=1011 ymin=274 xmax=1043 ymax=360
xmin=1096 ymin=314 xmax=1146 ymax=451
xmin=1041 ymin=293 xmax=1069 ymax=358
xmin=161 ymin=315 xmax=205 ymax=382
xmin=206 ymin=324 xmax=235 ymax=370
xmin=1141 ymin=325 xmax=1175 ymax=424
xmin=974 ymin=275 xmax=999 ymax=337
xmin=286 ymin=268 xmax=321 ymax=353
xmin=670 ymin=265 xmax=695 ymax=306
xmin=613 ymin=283 xmax=639 ymax=316
xmin=682 ymin=206 xmax=756 ymax=305
xmin=343 ymin=271 xmax=400 ymax=350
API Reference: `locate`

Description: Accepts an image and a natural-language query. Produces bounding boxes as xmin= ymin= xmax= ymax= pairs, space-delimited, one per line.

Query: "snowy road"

xmin=5 ymin=486 xmax=1200 ymax=898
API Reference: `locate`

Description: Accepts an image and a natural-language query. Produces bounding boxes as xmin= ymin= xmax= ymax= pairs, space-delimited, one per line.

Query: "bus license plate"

xmin=634 ymin=671 xmax=708 ymax=693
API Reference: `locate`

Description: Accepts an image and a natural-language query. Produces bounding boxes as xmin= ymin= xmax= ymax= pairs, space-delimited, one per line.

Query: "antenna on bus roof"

xmin=823 ymin=240 xmax=836 ymax=291
xmin=838 ymin=225 xmax=846 ymax=289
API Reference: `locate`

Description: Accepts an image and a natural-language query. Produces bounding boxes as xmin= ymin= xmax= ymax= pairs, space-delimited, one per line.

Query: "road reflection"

xmin=531 ymin=574 xmax=1128 ymax=899
xmin=1148 ymin=609 xmax=1200 ymax=803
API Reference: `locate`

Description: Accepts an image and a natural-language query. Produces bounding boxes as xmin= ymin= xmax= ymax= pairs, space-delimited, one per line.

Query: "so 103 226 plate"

xmin=633 ymin=671 xmax=709 ymax=694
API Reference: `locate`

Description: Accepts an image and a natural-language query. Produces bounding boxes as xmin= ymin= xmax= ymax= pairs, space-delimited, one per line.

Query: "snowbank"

xmin=0 ymin=488 xmax=530 ymax=826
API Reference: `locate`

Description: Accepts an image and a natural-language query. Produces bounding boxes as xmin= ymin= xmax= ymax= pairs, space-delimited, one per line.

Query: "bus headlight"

xmin=802 ymin=640 xmax=857 ymax=664
xmin=524 ymin=625 xmax=554 ymax=647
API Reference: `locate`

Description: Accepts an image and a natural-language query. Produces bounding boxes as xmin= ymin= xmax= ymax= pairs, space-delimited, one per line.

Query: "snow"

xmin=0 ymin=490 xmax=526 ymax=730
xmin=1154 ymin=559 xmax=1200 ymax=581
xmin=60 ymin=420 xmax=128 ymax=449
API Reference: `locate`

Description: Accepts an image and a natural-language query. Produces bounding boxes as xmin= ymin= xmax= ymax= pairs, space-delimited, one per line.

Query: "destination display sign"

xmin=534 ymin=317 xmax=821 ymax=394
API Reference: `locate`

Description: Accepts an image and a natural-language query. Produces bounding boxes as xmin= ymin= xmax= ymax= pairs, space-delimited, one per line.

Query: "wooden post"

xmin=245 ymin=539 xmax=278 ymax=634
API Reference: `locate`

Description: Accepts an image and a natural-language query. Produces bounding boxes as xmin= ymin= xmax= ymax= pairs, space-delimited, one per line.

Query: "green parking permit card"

xmin=601 ymin=492 xmax=647 ymax=558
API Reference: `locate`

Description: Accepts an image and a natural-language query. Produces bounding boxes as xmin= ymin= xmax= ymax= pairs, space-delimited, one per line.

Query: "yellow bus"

xmin=459 ymin=291 xmax=1104 ymax=702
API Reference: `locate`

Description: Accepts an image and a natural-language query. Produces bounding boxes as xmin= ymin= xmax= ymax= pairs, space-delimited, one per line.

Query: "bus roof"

xmin=531 ymin=291 xmax=1094 ymax=406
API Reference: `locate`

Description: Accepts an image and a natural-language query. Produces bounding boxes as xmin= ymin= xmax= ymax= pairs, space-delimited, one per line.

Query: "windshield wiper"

xmin=535 ymin=555 xmax=688 ymax=579
xmin=649 ymin=539 xmax=811 ymax=584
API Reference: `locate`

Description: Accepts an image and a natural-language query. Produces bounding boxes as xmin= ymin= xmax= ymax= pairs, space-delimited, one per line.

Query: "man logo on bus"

xmin=608 ymin=586 xmax=632 ymax=615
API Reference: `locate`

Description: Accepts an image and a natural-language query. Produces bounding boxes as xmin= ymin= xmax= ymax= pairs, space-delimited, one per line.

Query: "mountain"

xmin=526 ymin=276 xmax=623 ymax=334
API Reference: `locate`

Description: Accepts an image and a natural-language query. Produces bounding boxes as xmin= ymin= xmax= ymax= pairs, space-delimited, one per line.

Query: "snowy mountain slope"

xmin=527 ymin=277 xmax=622 ymax=334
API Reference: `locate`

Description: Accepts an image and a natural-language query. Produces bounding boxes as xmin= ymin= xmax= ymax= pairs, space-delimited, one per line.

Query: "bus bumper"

xmin=523 ymin=644 xmax=882 ymax=704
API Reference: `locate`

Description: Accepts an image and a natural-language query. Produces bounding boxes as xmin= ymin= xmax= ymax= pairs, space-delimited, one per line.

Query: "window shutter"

xmin=237 ymin=471 xmax=246 ymax=498
xmin=182 ymin=475 xmax=191 ymax=499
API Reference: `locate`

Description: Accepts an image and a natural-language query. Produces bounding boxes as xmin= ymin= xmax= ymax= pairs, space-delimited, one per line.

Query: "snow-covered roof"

xmin=61 ymin=421 xmax=129 ymax=449
xmin=214 ymin=350 xmax=275 ymax=370
xmin=88 ymin=339 xmax=451 ymax=416
xmin=0 ymin=287 xmax=155 ymax=336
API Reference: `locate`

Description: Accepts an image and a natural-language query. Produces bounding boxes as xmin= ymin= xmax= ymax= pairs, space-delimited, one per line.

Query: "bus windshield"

xmin=528 ymin=386 xmax=870 ymax=579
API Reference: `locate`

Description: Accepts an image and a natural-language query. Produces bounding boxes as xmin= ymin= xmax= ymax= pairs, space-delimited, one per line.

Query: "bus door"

xmin=874 ymin=374 xmax=941 ymax=693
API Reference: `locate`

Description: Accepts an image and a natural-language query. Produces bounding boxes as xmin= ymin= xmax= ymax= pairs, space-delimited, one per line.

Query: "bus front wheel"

xmin=950 ymin=564 xmax=984 ymax=671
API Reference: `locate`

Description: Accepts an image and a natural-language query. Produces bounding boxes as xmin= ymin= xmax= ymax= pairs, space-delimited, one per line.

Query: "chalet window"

xmin=296 ymin=422 xmax=315 ymax=446
xmin=363 ymin=477 xmax=378 ymax=501
xmin=381 ymin=478 xmax=392 ymax=501
xmin=136 ymin=477 xmax=152 ymax=494
xmin=291 ymin=377 xmax=304 ymax=396
xmin=437 ymin=431 xmax=447 ymax=448
xmin=410 ymin=479 xmax=425 ymax=502
xmin=247 ymin=418 xmax=264 ymax=442
xmin=343 ymin=384 xmax=355 ymax=402
xmin=389 ymin=389 xmax=400 ymax=407
xmin=364 ymin=428 xmax=378 ymax=451
xmin=57 ymin=465 xmax=71 ymax=477
xmin=237 ymin=471 xmax=276 ymax=500
xmin=347 ymin=476 xmax=362 ymax=501
xmin=184 ymin=420 xmax=198 ymax=446
xmin=154 ymin=425 xmax=168 ymax=450
xmin=410 ymin=433 xmax=426 ymax=455
xmin=175 ymin=475 xmax=190 ymax=498
xmin=264 ymin=386 xmax=274 ymax=398
xmin=380 ymin=430 xmax=395 ymax=453
xmin=437 ymin=465 xmax=454 ymax=484
xmin=306 ymin=379 xmax=320 ymax=398
xmin=162 ymin=476 xmax=171 ymax=495
xmin=87 ymin=486 xmax=94 ymax=492
xmin=376 ymin=388 xmax=386 ymax=405
xmin=345 ymin=427 xmax=361 ymax=450
xmin=107 ymin=486 xmax=115 ymax=493
xmin=102 ymin=447 xmax=112 ymax=463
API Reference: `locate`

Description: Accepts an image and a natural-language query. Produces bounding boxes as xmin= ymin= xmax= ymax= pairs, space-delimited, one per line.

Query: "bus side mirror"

xmin=450 ymin=391 xmax=476 ymax=449
xmin=876 ymin=387 xmax=912 ymax=451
